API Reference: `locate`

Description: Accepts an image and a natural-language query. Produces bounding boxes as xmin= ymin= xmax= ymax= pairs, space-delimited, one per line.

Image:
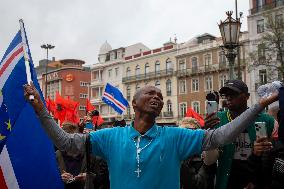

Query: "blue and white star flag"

xmin=102 ymin=83 xmax=129 ymax=114
xmin=0 ymin=20 xmax=63 ymax=189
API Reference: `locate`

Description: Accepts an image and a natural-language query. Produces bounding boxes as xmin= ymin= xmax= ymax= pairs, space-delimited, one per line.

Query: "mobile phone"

xmin=206 ymin=101 xmax=218 ymax=116
xmin=255 ymin=122 xmax=267 ymax=138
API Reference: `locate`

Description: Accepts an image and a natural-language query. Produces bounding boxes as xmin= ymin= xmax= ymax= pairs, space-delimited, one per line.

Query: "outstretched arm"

xmin=24 ymin=83 xmax=86 ymax=154
xmin=202 ymin=93 xmax=278 ymax=150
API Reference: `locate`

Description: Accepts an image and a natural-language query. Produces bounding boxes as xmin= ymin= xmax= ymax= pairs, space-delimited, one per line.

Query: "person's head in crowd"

xmin=268 ymin=105 xmax=280 ymax=121
xmin=62 ymin=121 xmax=79 ymax=134
xmin=132 ymin=85 xmax=164 ymax=119
xmin=219 ymin=80 xmax=250 ymax=112
xmin=179 ymin=117 xmax=201 ymax=130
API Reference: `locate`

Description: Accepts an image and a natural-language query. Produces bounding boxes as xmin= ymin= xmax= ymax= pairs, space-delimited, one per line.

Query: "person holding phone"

xmin=214 ymin=80 xmax=275 ymax=189
xmin=24 ymin=84 xmax=278 ymax=189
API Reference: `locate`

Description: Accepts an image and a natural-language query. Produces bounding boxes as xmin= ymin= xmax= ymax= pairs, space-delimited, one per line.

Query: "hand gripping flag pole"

xmin=19 ymin=19 xmax=34 ymax=101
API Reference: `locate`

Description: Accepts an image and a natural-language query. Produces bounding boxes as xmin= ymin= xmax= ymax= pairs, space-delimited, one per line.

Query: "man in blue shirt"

xmin=24 ymin=84 xmax=278 ymax=189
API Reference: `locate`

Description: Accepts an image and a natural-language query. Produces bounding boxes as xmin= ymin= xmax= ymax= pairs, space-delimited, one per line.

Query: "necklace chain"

xmin=133 ymin=136 xmax=153 ymax=178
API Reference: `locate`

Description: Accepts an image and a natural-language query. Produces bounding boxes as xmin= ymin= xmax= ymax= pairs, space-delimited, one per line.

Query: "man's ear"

xmin=132 ymin=99 xmax=136 ymax=110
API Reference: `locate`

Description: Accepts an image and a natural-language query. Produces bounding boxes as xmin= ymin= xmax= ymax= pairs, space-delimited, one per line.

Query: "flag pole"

xmin=19 ymin=19 xmax=34 ymax=101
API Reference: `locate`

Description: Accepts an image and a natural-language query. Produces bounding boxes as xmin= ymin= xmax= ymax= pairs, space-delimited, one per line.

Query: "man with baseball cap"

xmin=215 ymin=80 xmax=275 ymax=189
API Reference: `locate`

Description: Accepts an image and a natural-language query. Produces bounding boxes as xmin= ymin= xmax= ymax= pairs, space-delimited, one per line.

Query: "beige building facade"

xmin=90 ymin=41 xmax=150 ymax=123
xmin=176 ymin=33 xmax=249 ymax=116
xmin=121 ymin=41 xmax=178 ymax=125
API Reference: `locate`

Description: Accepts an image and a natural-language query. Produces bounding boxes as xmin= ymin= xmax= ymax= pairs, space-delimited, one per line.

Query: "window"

xmin=259 ymin=69 xmax=267 ymax=84
xmin=276 ymin=14 xmax=283 ymax=28
xmin=166 ymin=58 xmax=173 ymax=73
xmin=79 ymin=106 xmax=86 ymax=111
xmin=167 ymin=100 xmax=172 ymax=112
xmin=179 ymin=59 xmax=186 ymax=70
xmin=80 ymin=93 xmax=88 ymax=98
xmin=219 ymin=74 xmax=227 ymax=88
xmin=219 ymin=51 xmax=226 ymax=67
xmin=258 ymin=44 xmax=265 ymax=61
xmin=155 ymin=81 xmax=160 ymax=88
xmin=166 ymin=79 xmax=172 ymax=96
xmin=256 ymin=0 xmax=264 ymax=7
xmin=205 ymin=76 xmax=213 ymax=91
xmin=204 ymin=53 xmax=211 ymax=67
xmin=126 ymin=67 xmax=131 ymax=78
xmin=257 ymin=19 xmax=264 ymax=33
xmin=108 ymin=69 xmax=112 ymax=78
xmin=136 ymin=84 xmax=140 ymax=90
xmin=135 ymin=65 xmax=140 ymax=76
xmin=192 ymin=78 xmax=199 ymax=92
xmin=115 ymin=67 xmax=119 ymax=77
xmin=179 ymin=80 xmax=186 ymax=94
xmin=127 ymin=107 xmax=131 ymax=116
xmin=80 ymin=81 xmax=89 ymax=87
xmin=192 ymin=101 xmax=200 ymax=114
xmin=155 ymin=61 xmax=160 ymax=74
xmin=145 ymin=63 xmax=150 ymax=75
xmin=191 ymin=57 xmax=198 ymax=72
xmin=179 ymin=103 xmax=187 ymax=118
xmin=126 ymin=86 xmax=131 ymax=100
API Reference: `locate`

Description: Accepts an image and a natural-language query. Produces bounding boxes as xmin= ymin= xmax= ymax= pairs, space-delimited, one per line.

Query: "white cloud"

xmin=0 ymin=0 xmax=249 ymax=65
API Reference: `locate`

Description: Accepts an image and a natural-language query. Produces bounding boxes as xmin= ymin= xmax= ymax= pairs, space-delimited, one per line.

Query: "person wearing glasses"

xmin=214 ymin=80 xmax=275 ymax=189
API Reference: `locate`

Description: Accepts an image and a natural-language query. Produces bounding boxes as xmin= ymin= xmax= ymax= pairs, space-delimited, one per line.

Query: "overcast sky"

xmin=0 ymin=0 xmax=249 ymax=66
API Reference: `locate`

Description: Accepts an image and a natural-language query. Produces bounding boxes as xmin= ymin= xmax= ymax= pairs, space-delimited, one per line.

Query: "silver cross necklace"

xmin=133 ymin=136 xmax=153 ymax=178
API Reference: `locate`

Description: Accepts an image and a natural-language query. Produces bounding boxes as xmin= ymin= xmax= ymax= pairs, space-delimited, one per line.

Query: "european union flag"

xmin=0 ymin=21 xmax=63 ymax=189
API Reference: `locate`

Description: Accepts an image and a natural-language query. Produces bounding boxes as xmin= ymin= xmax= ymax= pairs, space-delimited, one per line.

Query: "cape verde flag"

xmin=102 ymin=83 xmax=129 ymax=114
xmin=0 ymin=20 xmax=63 ymax=189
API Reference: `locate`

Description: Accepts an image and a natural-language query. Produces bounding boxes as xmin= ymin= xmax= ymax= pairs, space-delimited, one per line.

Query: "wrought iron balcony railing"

xmin=163 ymin=111 xmax=173 ymax=117
xmin=122 ymin=68 xmax=174 ymax=83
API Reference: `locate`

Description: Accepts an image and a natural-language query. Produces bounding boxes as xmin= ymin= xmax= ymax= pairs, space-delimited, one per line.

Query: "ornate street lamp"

xmin=219 ymin=11 xmax=241 ymax=80
xmin=41 ymin=44 xmax=55 ymax=98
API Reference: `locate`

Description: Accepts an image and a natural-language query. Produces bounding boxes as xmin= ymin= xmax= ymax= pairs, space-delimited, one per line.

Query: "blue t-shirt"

xmin=90 ymin=123 xmax=205 ymax=189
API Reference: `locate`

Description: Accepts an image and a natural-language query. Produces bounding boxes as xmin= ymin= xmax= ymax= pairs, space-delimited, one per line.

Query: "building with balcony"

xmin=122 ymin=40 xmax=178 ymax=125
xmin=248 ymin=0 xmax=284 ymax=103
xmin=90 ymin=41 xmax=150 ymax=123
xmin=176 ymin=33 xmax=249 ymax=116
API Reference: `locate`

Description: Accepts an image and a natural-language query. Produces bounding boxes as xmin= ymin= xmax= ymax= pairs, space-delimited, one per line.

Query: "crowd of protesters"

xmin=24 ymin=79 xmax=284 ymax=189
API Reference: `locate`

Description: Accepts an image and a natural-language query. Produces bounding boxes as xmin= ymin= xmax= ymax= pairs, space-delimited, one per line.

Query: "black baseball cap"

xmin=219 ymin=80 xmax=249 ymax=95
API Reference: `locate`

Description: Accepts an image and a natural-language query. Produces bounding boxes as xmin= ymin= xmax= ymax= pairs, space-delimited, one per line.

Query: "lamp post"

xmin=218 ymin=11 xmax=241 ymax=80
xmin=41 ymin=44 xmax=55 ymax=98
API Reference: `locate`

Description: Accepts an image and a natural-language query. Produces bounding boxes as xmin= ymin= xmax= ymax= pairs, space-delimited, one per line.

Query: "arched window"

xmin=126 ymin=67 xmax=131 ymax=78
xmin=166 ymin=58 xmax=172 ymax=73
xmin=155 ymin=80 xmax=160 ymax=88
xmin=155 ymin=61 xmax=160 ymax=74
xmin=191 ymin=57 xmax=198 ymax=72
xmin=145 ymin=63 xmax=150 ymax=76
xmin=135 ymin=65 xmax=140 ymax=76
xmin=167 ymin=100 xmax=172 ymax=113
xmin=166 ymin=79 xmax=171 ymax=96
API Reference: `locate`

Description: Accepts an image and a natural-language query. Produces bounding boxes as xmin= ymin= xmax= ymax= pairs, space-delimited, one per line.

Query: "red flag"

xmin=86 ymin=99 xmax=104 ymax=126
xmin=86 ymin=99 xmax=95 ymax=112
xmin=185 ymin=108 xmax=205 ymax=127
xmin=64 ymin=96 xmax=80 ymax=124
xmin=92 ymin=116 xmax=104 ymax=127
xmin=54 ymin=92 xmax=67 ymax=125
xmin=45 ymin=97 xmax=56 ymax=114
